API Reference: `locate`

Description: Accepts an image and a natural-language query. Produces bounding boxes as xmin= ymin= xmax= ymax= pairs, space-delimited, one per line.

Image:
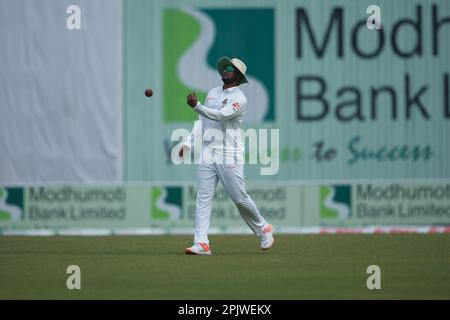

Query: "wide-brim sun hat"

xmin=217 ymin=57 xmax=249 ymax=84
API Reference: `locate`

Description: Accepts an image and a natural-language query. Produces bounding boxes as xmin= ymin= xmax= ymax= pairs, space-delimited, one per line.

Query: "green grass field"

xmin=0 ymin=234 xmax=449 ymax=299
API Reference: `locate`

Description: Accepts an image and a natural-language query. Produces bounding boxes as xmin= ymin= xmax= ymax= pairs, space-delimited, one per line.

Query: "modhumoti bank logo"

xmin=0 ymin=187 xmax=24 ymax=221
xmin=151 ymin=187 xmax=183 ymax=221
xmin=320 ymin=185 xmax=352 ymax=219
xmin=163 ymin=7 xmax=275 ymax=123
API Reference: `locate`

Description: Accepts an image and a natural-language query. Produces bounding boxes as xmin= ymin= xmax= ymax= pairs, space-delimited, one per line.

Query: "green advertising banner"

xmin=1 ymin=183 xmax=450 ymax=233
xmin=317 ymin=183 xmax=450 ymax=227
xmin=0 ymin=185 xmax=302 ymax=230
xmin=125 ymin=0 xmax=450 ymax=182
xmin=149 ymin=185 xmax=303 ymax=229
xmin=0 ymin=186 xmax=148 ymax=229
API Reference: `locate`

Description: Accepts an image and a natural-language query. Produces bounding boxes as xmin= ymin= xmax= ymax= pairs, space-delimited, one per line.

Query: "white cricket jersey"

xmin=184 ymin=85 xmax=247 ymax=164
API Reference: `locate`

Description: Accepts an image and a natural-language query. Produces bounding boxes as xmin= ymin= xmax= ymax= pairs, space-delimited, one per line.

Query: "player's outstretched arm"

xmin=189 ymin=94 xmax=246 ymax=122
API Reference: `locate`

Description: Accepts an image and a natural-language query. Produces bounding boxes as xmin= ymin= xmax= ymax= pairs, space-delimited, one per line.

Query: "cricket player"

xmin=180 ymin=57 xmax=274 ymax=255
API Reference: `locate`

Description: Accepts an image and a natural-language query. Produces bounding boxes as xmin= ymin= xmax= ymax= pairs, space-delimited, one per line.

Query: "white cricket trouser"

xmin=194 ymin=162 xmax=267 ymax=244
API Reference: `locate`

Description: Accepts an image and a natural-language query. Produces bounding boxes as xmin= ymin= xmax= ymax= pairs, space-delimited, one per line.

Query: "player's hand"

xmin=187 ymin=92 xmax=198 ymax=108
xmin=178 ymin=146 xmax=184 ymax=159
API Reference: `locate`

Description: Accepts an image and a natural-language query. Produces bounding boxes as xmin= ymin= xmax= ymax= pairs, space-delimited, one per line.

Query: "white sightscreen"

xmin=0 ymin=0 xmax=121 ymax=183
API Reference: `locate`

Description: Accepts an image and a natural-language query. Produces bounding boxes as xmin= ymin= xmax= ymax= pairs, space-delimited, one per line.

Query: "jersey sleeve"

xmin=193 ymin=95 xmax=246 ymax=122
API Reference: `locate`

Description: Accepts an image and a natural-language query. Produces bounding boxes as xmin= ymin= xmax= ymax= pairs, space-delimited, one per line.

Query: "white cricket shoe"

xmin=184 ymin=242 xmax=212 ymax=255
xmin=260 ymin=224 xmax=275 ymax=250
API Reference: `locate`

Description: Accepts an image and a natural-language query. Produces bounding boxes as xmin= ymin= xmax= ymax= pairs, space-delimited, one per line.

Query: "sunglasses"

xmin=224 ymin=65 xmax=235 ymax=72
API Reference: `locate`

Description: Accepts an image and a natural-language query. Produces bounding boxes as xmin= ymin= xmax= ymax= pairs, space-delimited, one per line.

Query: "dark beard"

xmin=222 ymin=76 xmax=237 ymax=84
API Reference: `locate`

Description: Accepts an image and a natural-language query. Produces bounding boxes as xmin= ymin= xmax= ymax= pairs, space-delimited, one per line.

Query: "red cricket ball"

xmin=145 ymin=88 xmax=153 ymax=97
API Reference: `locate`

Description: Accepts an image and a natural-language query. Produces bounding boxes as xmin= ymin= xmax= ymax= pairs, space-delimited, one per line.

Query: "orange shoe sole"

xmin=184 ymin=248 xmax=211 ymax=255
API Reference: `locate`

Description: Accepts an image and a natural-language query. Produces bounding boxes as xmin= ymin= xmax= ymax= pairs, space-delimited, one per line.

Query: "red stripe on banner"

xmin=317 ymin=226 xmax=450 ymax=234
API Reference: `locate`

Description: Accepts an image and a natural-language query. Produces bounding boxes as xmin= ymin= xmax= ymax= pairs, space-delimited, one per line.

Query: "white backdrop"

xmin=0 ymin=0 xmax=121 ymax=183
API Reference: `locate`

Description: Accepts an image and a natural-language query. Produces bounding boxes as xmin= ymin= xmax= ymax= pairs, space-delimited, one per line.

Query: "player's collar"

xmin=223 ymin=85 xmax=239 ymax=93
